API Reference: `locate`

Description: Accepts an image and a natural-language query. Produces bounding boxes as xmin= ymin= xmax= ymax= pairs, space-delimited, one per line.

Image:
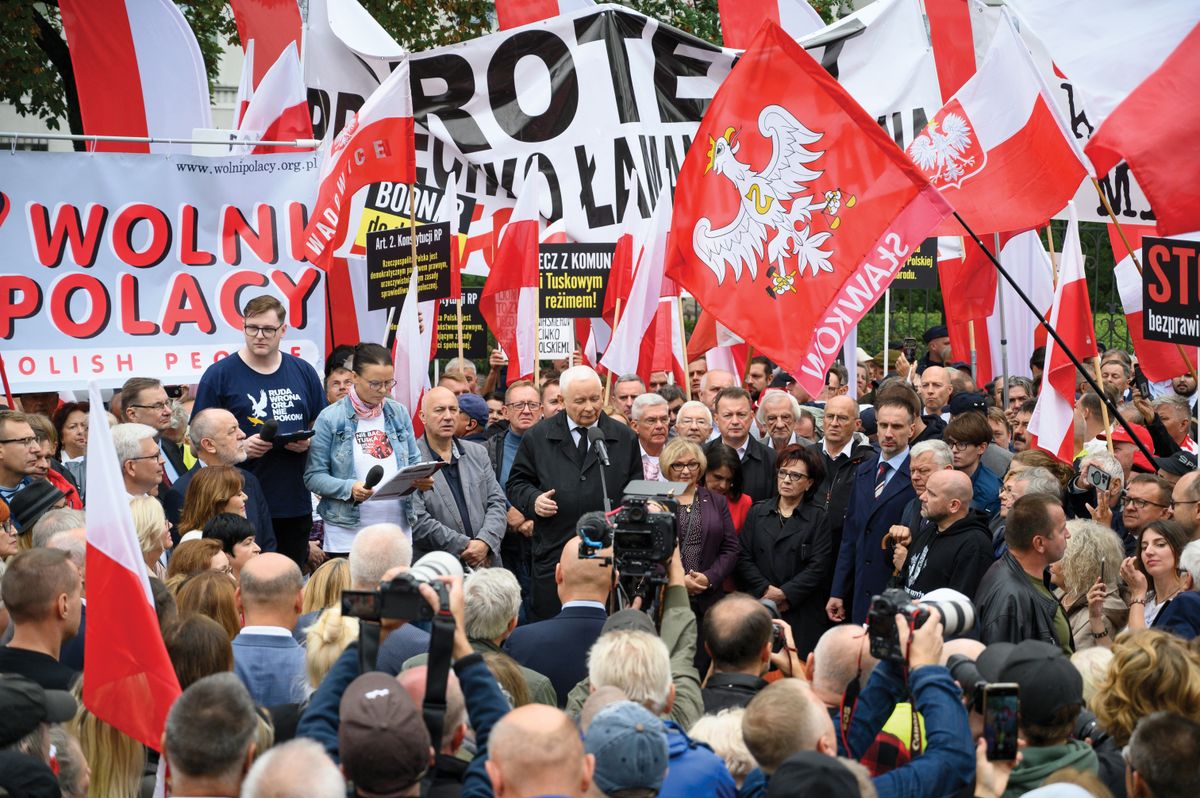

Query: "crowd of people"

xmin=2 ymin=299 xmax=1200 ymax=798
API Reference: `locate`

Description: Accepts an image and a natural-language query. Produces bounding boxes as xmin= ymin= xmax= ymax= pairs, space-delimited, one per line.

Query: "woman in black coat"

xmin=735 ymin=444 xmax=832 ymax=658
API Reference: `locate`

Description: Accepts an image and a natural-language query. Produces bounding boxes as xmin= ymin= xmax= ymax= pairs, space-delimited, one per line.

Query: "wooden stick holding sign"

xmin=604 ymin=298 xmax=622 ymax=406
xmin=676 ymin=297 xmax=692 ymax=401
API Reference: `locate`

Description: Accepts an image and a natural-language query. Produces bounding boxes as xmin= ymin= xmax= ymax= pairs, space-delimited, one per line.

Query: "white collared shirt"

xmin=567 ymin=417 xmax=597 ymax=447
xmin=237 ymin=625 xmax=293 ymax=638
xmin=640 ymin=444 xmax=662 ymax=480
xmin=561 ymin=600 xmax=607 ymax=611
xmin=877 ymin=447 xmax=910 ymax=491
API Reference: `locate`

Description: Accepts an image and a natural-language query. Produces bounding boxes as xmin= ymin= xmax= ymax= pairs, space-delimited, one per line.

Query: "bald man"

xmin=232 ymin=552 xmax=307 ymax=705
xmin=919 ymin=366 xmax=952 ymax=418
xmin=896 ymin=470 xmax=993 ymax=601
xmin=485 ymin=704 xmax=595 ymax=798
xmin=411 ymin=386 xmax=507 ymax=567
xmin=504 ymin=540 xmax=613 ymax=705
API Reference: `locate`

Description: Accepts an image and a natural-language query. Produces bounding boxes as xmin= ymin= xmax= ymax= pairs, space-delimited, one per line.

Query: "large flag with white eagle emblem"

xmin=907 ymin=10 xmax=1090 ymax=236
xmin=665 ymin=21 xmax=952 ymax=399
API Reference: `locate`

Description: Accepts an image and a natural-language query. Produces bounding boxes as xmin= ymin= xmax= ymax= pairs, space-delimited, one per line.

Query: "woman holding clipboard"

xmin=304 ymin=343 xmax=434 ymax=555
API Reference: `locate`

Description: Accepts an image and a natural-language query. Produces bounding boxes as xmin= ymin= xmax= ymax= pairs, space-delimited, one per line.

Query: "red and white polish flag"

xmin=1028 ymin=203 xmax=1097 ymax=463
xmin=234 ymin=39 xmax=256 ymax=128
xmin=718 ymin=0 xmax=825 ymax=50
xmin=83 ymin=383 xmax=181 ymax=751
xmin=496 ymin=0 xmax=596 ymax=30
xmin=392 ymin=263 xmax=430 ymax=432
xmin=480 ymin=187 xmax=543 ymax=381
xmin=907 ymin=10 xmax=1090 ymax=237
xmin=229 ymin=0 xmax=304 ymax=89
xmin=302 ymin=57 xmax=415 ymax=270
xmin=59 ymin=0 xmax=212 ymax=154
xmin=238 ymin=42 xmax=313 ymax=153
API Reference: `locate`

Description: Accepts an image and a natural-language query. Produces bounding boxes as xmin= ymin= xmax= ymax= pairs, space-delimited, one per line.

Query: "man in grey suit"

xmin=232 ymin=553 xmax=306 ymax=706
xmin=410 ymin=387 xmax=507 ymax=567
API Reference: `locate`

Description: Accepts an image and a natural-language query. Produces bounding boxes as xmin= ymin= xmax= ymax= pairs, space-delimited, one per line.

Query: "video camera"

xmin=578 ymin=480 xmax=683 ymax=578
xmin=866 ymin=588 xmax=975 ymax=663
xmin=341 ymin=551 xmax=459 ymax=623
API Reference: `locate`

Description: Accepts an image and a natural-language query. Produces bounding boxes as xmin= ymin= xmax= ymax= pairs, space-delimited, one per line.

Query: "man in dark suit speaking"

xmin=507 ymin=366 xmax=641 ymax=620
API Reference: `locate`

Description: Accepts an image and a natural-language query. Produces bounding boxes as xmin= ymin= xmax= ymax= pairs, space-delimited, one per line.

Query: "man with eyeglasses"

xmin=630 ymin=394 xmax=670 ymax=481
xmin=0 ymin=410 xmax=40 ymax=515
xmin=192 ymin=295 xmax=324 ymax=569
xmin=712 ymin=387 xmax=776 ymax=503
xmin=112 ymin=423 xmax=164 ymax=499
xmin=943 ymin=411 xmax=1001 ymax=516
xmin=120 ymin=377 xmax=188 ymax=490
xmin=488 ymin=381 xmax=544 ymax=594
xmin=1121 ymin=475 xmax=1172 ymax=556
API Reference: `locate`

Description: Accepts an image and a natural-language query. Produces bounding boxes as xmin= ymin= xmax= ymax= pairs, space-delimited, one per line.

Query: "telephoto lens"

xmin=409 ymin=551 xmax=464 ymax=584
xmin=921 ymin=588 xmax=976 ymax=637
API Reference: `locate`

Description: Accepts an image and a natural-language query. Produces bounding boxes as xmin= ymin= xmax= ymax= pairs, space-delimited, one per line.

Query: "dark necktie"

xmin=874 ymin=462 xmax=889 ymax=499
xmin=576 ymin=427 xmax=589 ymax=467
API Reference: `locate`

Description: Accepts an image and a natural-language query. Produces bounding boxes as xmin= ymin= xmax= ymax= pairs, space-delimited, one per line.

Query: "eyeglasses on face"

xmin=365 ymin=379 xmax=398 ymax=391
xmin=128 ymin=450 xmax=164 ymax=462
xmin=244 ymin=324 xmax=282 ymax=337
xmin=507 ymin=401 xmax=539 ymax=411
xmin=129 ymin=402 xmax=171 ymax=412
xmin=778 ymin=469 xmax=810 ymax=482
xmin=0 ymin=436 xmax=39 ymax=448
xmin=1125 ymin=497 xmax=1166 ymax=510
xmin=670 ymin=461 xmax=701 ymax=473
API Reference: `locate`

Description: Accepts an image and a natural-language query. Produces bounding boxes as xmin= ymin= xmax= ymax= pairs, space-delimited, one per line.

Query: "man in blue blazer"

xmin=232 ymin=553 xmax=307 ymax=707
xmin=828 ymin=392 xmax=919 ymax=625
xmin=504 ymin=540 xmax=613 ymax=706
xmin=163 ymin=408 xmax=276 ymax=551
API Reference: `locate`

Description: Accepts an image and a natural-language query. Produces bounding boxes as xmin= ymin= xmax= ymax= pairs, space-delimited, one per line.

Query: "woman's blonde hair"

xmin=67 ymin=682 xmax=145 ymax=798
xmin=1060 ymin=520 xmax=1123 ymax=601
xmin=130 ymin=495 xmax=167 ymax=557
xmin=658 ymin=437 xmax=707 ymax=483
xmin=302 ymin=557 xmax=351 ymax=615
xmin=1094 ymin=630 xmax=1200 ymax=745
xmin=483 ymin=651 xmax=531 ymax=707
xmin=305 ymin=608 xmax=359 ymax=688
xmin=689 ymin=708 xmax=756 ymax=784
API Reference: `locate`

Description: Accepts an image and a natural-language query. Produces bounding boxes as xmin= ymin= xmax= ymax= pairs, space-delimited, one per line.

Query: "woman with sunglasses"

xmin=659 ymin=438 xmax=739 ymax=622
xmin=734 ymin=444 xmax=831 ymax=658
xmin=305 ymin=343 xmax=426 ymax=556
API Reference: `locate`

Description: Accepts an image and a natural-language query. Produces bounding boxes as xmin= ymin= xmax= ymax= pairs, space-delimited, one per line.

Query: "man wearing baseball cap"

xmin=584 ymin=701 xmax=670 ymax=797
xmin=339 ymin=672 xmax=434 ymax=798
xmin=975 ymin=640 xmax=1097 ymax=794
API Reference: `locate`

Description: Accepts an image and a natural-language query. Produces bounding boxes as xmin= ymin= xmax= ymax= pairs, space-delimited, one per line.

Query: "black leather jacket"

xmin=976 ymin=552 xmax=1071 ymax=651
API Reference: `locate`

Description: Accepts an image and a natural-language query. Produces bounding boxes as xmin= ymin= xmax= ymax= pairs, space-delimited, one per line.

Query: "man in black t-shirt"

xmin=0 ymin=549 xmax=81 ymax=690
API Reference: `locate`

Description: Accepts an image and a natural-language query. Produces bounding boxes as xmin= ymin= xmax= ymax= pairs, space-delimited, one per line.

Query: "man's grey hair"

xmin=616 ymin=374 xmax=645 ymax=388
xmin=1012 ymin=466 xmax=1063 ymax=500
xmin=910 ymin=439 xmax=953 ymax=469
xmin=240 ymin=738 xmax=345 ymax=798
xmin=46 ymin=530 xmax=86 ymax=571
xmin=164 ymin=673 xmax=258 ymax=780
xmin=239 ymin=558 xmax=303 ymax=607
xmin=677 ymin=400 xmax=713 ymax=426
xmin=1181 ymin=540 xmax=1200 ymax=588
xmin=756 ymin=391 xmax=802 ymax=428
xmin=464 ymin=568 xmax=521 ymax=641
xmin=1153 ymin=393 xmax=1191 ymax=415
xmin=444 ymin=357 xmax=477 ymax=376
xmin=30 ymin=508 xmax=86 ymax=549
xmin=1007 ymin=376 xmax=1035 ymax=395
xmin=588 ymin=629 xmax=672 ymax=714
xmin=349 ymin=524 xmax=413 ymax=589
xmin=630 ymin=392 xmax=668 ymax=422
xmin=1080 ymin=453 xmax=1123 ymax=489
xmin=560 ymin=365 xmax=601 ymax=397
xmin=189 ymin=407 xmax=232 ymax=450
xmin=111 ymin=422 xmax=157 ymax=465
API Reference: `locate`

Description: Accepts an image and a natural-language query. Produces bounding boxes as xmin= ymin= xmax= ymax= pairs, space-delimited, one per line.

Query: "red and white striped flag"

xmin=238 ymin=42 xmax=313 ymax=153
xmin=83 ymin=383 xmax=181 ymax=750
xmin=229 ymin=0 xmax=304 ymax=89
xmin=601 ymin=185 xmax=672 ymax=378
xmin=59 ymin=0 xmax=212 ymax=154
xmin=302 ymin=58 xmax=415 ymax=269
xmin=1028 ymin=203 xmax=1097 ymax=463
xmin=392 ymin=264 xmax=430 ymax=433
xmin=1112 ymin=224 xmax=1199 ymax=383
xmin=719 ymin=0 xmax=824 ymax=49
xmin=496 ymin=0 xmax=595 ymax=29
xmin=908 ymin=10 xmax=1090 ymax=236
xmin=234 ymin=39 xmax=255 ymax=128
xmin=480 ymin=188 xmax=543 ymax=381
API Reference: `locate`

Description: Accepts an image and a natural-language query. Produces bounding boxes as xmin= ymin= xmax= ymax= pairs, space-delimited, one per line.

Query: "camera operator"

xmin=701 ymin=594 xmax=807 ymax=713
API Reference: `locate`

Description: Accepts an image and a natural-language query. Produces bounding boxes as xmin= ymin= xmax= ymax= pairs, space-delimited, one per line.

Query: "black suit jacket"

xmin=504 ymin=604 xmax=608 ymax=706
xmin=737 ymin=436 xmax=778 ymax=504
xmin=506 ymin=413 xmax=641 ymax=619
xmin=159 ymin=438 xmax=188 ymax=496
xmin=60 ymin=603 xmax=86 ymax=671
xmin=162 ymin=463 xmax=278 ymax=552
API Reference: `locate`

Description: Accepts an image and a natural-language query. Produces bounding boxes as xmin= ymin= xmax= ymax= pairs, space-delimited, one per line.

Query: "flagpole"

xmin=604 ymin=298 xmax=622 ymax=405
xmin=408 ymin=182 xmax=419 ymax=365
xmin=956 ymin=210 xmax=1155 ymax=466
xmin=968 ymin=321 xmax=977 ymax=381
xmin=1093 ymin=179 xmax=1200 ymax=385
xmin=533 ymin=281 xmax=541 ymax=390
xmin=882 ymin=289 xmax=891 ymax=376
xmin=456 ymin=299 xmax=464 ymax=365
xmin=994 ymin=233 xmax=1010 ymax=411
xmin=0 ymin=354 xmax=15 ymax=409
xmin=676 ymin=296 xmax=692 ymax=401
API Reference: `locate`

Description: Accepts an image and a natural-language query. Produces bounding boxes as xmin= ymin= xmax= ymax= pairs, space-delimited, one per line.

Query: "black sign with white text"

xmin=538 ymin=243 xmax=613 ymax=318
xmin=1143 ymin=237 xmax=1200 ymax=346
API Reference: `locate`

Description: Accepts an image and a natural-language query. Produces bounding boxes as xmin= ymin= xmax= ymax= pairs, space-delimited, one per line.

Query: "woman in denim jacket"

xmin=304 ymin=343 xmax=425 ymax=554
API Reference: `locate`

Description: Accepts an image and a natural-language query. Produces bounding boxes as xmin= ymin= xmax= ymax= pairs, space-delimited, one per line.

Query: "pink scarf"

xmin=348 ymin=385 xmax=382 ymax=420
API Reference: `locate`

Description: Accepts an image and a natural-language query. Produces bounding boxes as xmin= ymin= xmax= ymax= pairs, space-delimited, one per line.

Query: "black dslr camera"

xmin=341 ymin=569 xmax=452 ymax=623
xmin=866 ymin=588 xmax=974 ymax=662
xmin=578 ymin=480 xmax=681 ymax=578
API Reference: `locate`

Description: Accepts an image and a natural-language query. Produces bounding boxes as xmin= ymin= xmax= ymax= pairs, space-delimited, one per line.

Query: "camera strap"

xmin=358 ymin=621 xmax=381 ymax=674
xmin=902 ymin=624 xmax=923 ymax=756
xmin=838 ymin=647 xmax=865 ymax=758
xmin=423 ymin=609 xmax=457 ymax=767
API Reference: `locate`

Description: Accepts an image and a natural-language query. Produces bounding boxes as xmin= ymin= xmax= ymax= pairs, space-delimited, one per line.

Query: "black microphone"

xmin=259 ymin=419 xmax=279 ymax=443
xmin=587 ymin=426 xmax=610 ymax=467
xmin=355 ymin=465 xmax=385 ymax=505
